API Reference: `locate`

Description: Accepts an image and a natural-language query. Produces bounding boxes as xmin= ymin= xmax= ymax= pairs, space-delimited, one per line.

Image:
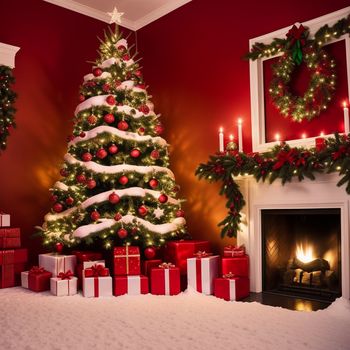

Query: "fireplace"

xmin=261 ymin=208 xmax=341 ymax=301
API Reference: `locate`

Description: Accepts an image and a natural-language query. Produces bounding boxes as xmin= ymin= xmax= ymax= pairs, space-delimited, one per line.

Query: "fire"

xmin=296 ymin=243 xmax=315 ymax=263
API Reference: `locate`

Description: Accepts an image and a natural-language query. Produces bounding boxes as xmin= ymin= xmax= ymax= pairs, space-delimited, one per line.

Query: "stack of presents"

xmin=1 ymin=214 xmax=250 ymax=301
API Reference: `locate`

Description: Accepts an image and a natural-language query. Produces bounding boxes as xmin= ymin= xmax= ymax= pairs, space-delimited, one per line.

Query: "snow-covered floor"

xmin=1 ymin=288 xmax=350 ymax=350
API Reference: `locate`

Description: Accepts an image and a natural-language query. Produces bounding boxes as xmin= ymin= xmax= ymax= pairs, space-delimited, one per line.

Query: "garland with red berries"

xmin=0 ymin=65 xmax=17 ymax=153
xmin=245 ymin=15 xmax=350 ymax=122
xmin=196 ymin=133 xmax=350 ymax=238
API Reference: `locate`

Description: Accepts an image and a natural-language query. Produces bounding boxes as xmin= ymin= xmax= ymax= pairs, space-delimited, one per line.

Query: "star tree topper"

xmin=108 ymin=7 xmax=124 ymax=24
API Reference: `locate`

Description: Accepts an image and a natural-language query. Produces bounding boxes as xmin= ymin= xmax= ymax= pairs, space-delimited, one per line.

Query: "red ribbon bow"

xmin=286 ymin=24 xmax=306 ymax=46
xmin=273 ymin=149 xmax=297 ymax=170
xmin=29 ymin=266 xmax=45 ymax=275
xmin=158 ymin=262 xmax=175 ymax=269
xmin=332 ymin=146 xmax=347 ymax=160
xmin=194 ymin=251 xmax=212 ymax=258
xmin=86 ymin=264 xmax=108 ymax=277
xmin=58 ymin=270 xmax=73 ymax=280
xmin=223 ymin=272 xmax=236 ymax=279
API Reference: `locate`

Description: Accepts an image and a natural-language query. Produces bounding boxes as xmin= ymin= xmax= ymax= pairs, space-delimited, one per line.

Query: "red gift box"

xmin=214 ymin=275 xmax=249 ymax=301
xmin=164 ymin=240 xmax=211 ymax=275
xmin=151 ymin=263 xmax=180 ymax=295
xmin=28 ymin=266 xmax=52 ymax=292
xmin=221 ymin=256 xmax=249 ymax=277
xmin=114 ymin=246 xmax=140 ymax=275
xmin=142 ymin=259 xmax=162 ymax=277
xmin=0 ymin=228 xmax=21 ymax=249
xmin=223 ymin=245 xmax=246 ymax=258
xmin=0 ymin=248 xmax=27 ymax=288
xmin=73 ymin=251 xmax=103 ymax=288
xmin=113 ymin=275 xmax=149 ymax=296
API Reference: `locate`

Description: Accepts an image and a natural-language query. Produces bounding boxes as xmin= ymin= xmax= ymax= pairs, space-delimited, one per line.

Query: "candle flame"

xmin=343 ymin=101 xmax=348 ymax=108
xmin=302 ymin=133 xmax=306 ymax=139
xmin=219 ymin=127 xmax=223 ymax=133
xmin=229 ymin=134 xmax=234 ymax=141
xmin=296 ymin=243 xmax=315 ymax=263
xmin=275 ymin=133 xmax=280 ymax=141
xmin=237 ymin=118 xmax=242 ymax=125
xmin=320 ymin=131 xmax=324 ymax=137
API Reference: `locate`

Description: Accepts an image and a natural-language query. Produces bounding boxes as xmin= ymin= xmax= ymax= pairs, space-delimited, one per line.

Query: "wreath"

xmin=0 ymin=65 xmax=17 ymax=153
xmin=245 ymin=15 xmax=350 ymax=122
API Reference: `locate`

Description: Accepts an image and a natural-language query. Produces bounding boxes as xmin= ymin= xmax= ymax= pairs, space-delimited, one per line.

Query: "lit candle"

xmin=320 ymin=131 xmax=325 ymax=137
xmin=219 ymin=127 xmax=224 ymax=152
xmin=229 ymin=134 xmax=234 ymax=142
xmin=275 ymin=133 xmax=280 ymax=142
xmin=237 ymin=119 xmax=243 ymax=152
xmin=302 ymin=133 xmax=306 ymax=139
xmin=343 ymin=101 xmax=349 ymax=134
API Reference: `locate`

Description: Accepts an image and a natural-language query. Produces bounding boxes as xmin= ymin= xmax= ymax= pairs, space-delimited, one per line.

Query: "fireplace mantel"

xmin=235 ymin=172 xmax=350 ymax=299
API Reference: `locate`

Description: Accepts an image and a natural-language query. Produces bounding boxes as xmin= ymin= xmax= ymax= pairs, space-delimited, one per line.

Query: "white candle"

xmin=219 ymin=127 xmax=224 ymax=152
xmin=343 ymin=101 xmax=349 ymax=134
xmin=237 ymin=119 xmax=243 ymax=152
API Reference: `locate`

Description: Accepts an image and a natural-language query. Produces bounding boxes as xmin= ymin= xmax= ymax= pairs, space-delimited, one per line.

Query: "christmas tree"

xmin=39 ymin=27 xmax=187 ymax=250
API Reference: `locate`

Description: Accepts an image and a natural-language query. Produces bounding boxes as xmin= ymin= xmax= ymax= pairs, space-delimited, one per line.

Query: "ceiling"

xmin=44 ymin=0 xmax=191 ymax=31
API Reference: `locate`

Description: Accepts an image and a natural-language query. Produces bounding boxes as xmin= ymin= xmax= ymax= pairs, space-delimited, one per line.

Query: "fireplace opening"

xmin=262 ymin=208 xmax=341 ymax=302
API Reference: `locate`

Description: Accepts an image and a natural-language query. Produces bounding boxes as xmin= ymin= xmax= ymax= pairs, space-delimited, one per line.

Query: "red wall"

xmin=0 ymin=0 xmax=349 ymax=259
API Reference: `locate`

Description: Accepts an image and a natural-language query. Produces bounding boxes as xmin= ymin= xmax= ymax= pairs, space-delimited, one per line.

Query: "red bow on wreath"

xmin=58 ymin=270 xmax=73 ymax=280
xmin=273 ymin=149 xmax=297 ymax=170
xmin=286 ymin=24 xmax=307 ymax=65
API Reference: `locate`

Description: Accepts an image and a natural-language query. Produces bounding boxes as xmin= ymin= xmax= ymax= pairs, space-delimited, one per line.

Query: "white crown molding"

xmin=0 ymin=43 xmax=20 ymax=68
xmin=43 ymin=0 xmax=192 ymax=31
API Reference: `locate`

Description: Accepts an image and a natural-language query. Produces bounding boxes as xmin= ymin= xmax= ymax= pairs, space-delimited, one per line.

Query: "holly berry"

xmin=53 ymin=203 xmax=63 ymax=213
xmin=82 ymin=152 xmax=93 ymax=162
xmin=150 ymin=150 xmax=160 ymax=160
xmin=78 ymin=94 xmax=85 ymax=102
xmin=149 ymin=178 xmax=158 ymax=189
xmin=104 ymin=113 xmax=115 ymax=124
xmin=55 ymin=242 xmax=64 ymax=254
xmin=138 ymin=127 xmax=145 ymax=135
xmin=117 ymin=120 xmax=129 ymax=131
xmin=96 ymin=148 xmax=108 ymax=159
xmin=158 ymin=194 xmax=168 ymax=203
xmin=117 ymin=228 xmax=128 ymax=239
xmin=138 ymin=205 xmax=148 ymax=217
xmin=65 ymin=197 xmax=74 ymax=205
xmin=114 ymin=212 xmax=122 ymax=221
xmin=130 ymin=149 xmax=141 ymax=158
xmin=86 ymin=179 xmax=96 ymax=189
xmin=138 ymin=104 xmax=150 ymax=114
xmin=102 ymin=83 xmax=110 ymax=92
xmin=87 ymin=115 xmax=97 ymax=125
xmin=80 ymin=132 xmax=86 ymax=138
xmin=176 ymin=209 xmax=185 ymax=217
xmin=92 ymin=68 xmax=103 ymax=77
xmin=50 ymin=194 xmax=58 ymax=203
xmin=76 ymin=174 xmax=86 ymax=183
xmin=154 ymin=124 xmax=164 ymax=135
xmin=60 ymin=168 xmax=68 ymax=177
xmin=119 ymin=175 xmax=129 ymax=185
xmin=90 ymin=210 xmax=100 ymax=221
xmin=108 ymin=144 xmax=118 ymax=154
xmin=106 ymin=95 xmax=116 ymax=105
xmin=144 ymin=246 xmax=156 ymax=260
xmin=109 ymin=192 xmax=120 ymax=204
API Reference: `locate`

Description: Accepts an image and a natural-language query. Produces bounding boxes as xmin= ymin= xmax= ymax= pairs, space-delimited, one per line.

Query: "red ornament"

xmin=138 ymin=104 xmax=150 ymax=114
xmin=117 ymin=120 xmax=129 ymax=131
xmin=87 ymin=115 xmax=97 ymax=125
xmin=135 ymin=70 xmax=142 ymax=77
xmin=65 ymin=197 xmax=74 ymax=205
xmin=92 ymin=68 xmax=103 ymax=77
xmin=80 ymin=132 xmax=86 ymax=138
xmin=78 ymin=94 xmax=85 ymax=102
xmin=106 ymin=95 xmax=116 ymax=105
xmin=117 ymin=45 xmax=126 ymax=51
xmin=114 ymin=212 xmax=122 ymax=221
xmin=53 ymin=203 xmax=63 ymax=213
xmin=86 ymin=179 xmax=96 ymax=189
xmin=150 ymin=150 xmax=160 ymax=160
xmin=138 ymin=205 xmax=148 ymax=217
xmin=117 ymin=228 xmax=128 ymax=239
xmin=130 ymin=148 xmax=141 ymax=158
xmin=109 ymin=192 xmax=120 ymax=204
xmin=103 ymin=113 xmax=115 ymax=124
xmin=82 ymin=152 xmax=93 ymax=162
xmin=90 ymin=210 xmax=100 ymax=221
xmin=60 ymin=168 xmax=68 ymax=177
xmin=158 ymin=194 xmax=168 ymax=203
xmin=50 ymin=194 xmax=58 ymax=203
xmin=102 ymin=83 xmax=110 ymax=92
xmin=96 ymin=148 xmax=108 ymax=159
xmin=119 ymin=175 xmax=129 ymax=185
xmin=108 ymin=144 xmax=118 ymax=154
xmin=76 ymin=174 xmax=86 ymax=183
xmin=55 ymin=242 xmax=64 ymax=254
xmin=122 ymin=54 xmax=130 ymax=61
xmin=154 ymin=124 xmax=164 ymax=135
xmin=138 ymin=127 xmax=145 ymax=135
xmin=149 ymin=178 xmax=158 ymax=189
xmin=176 ymin=209 xmax=185 ymax=217
xmin=144 ymin=246 xmax=156 ymax=260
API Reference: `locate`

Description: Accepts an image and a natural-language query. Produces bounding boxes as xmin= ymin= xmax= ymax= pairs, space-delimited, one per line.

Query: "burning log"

xmin=288 ymin=257 xmax=330 ymax=272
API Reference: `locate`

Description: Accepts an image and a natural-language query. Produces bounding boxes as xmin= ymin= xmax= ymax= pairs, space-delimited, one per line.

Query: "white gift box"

xmin=39 ymin=253 xmax=77 ymax=277
xmin=21 ymin=271 xmax=29 ymax=289
xmin=50 ymin=276 xmax=78 ymax=296
xmin=0 ymin=213 xmax=10 ymax=227
xmin=187 ymin=255 xmax=220 ymax=295
xmin=82 ymin=275 xmax=112 ymax=298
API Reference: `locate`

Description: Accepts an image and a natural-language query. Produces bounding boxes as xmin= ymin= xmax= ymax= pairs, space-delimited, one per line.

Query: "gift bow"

xmin=223 ymin=272 xmax=236 ymax=279
xmin=194 ymin=251 xmax=212 ymax=258
xmin=158 ymin=262 xmax=175 ymax=269
xmin=29 ymin=266 xmax=45 ymax=275
xmin=225 ymin=245 xmax=245 ymax=252
xmin=58 ymin=270 xmax=73 ymax=280
xmin=86 ymin=264 xmax=108 ymax=277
